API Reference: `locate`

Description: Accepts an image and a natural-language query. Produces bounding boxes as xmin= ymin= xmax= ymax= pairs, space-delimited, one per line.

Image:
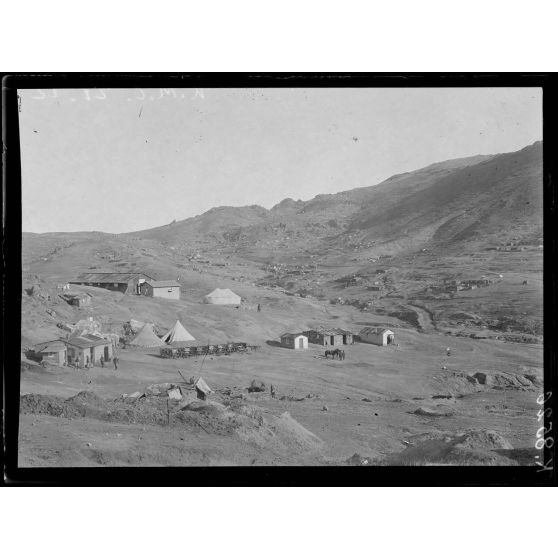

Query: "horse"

xmin=325 ymin=349 xmax=335 ymax=359
xmin=331 ymin=349 xmax=343 ymax=360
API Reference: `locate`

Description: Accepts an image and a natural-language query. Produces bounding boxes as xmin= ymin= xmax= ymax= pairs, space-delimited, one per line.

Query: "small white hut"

xmin=280 ymin=333 xmax=308 ymax=350
xmin=359 ymin=327 xmax=395 ymax=346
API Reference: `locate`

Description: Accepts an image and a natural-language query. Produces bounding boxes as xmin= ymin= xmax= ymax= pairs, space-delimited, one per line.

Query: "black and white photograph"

xmin=8 ymin=79 xmax=551 ymax=474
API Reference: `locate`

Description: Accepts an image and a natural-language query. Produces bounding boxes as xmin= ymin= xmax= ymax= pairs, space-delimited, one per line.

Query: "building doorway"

xmin=298 ymin=337 xmax=304 ymax=349
xmin=104 ymin=345 xmax=110 ymax=361
xmin=330 ymin=335 xmax=335 ymax=345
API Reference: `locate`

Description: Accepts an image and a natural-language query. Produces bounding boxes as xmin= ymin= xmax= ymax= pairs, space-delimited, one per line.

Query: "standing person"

xmin=113 ymin=356 xmax=119 ymax=370
xmin=270 ymin=384 xmax=275 ymax=398
xmin=257 ymin=303 xmax=261 ymax=312
xmin=100 ymin=355 xmax=104 ymax=368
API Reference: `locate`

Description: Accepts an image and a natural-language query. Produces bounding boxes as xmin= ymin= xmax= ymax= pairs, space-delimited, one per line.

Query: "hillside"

xmin=117 ymin=142 xmax=541 ymax=263
xmin=21 ymin=141 xmax=543 ymax=341
xmin=19 ymin=142 xmax=544 ymax=468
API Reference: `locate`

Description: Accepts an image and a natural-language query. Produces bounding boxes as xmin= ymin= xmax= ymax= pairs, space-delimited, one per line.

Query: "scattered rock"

xmin=362 ymin=397 xmax=372 ymax=402
xmin=145 ymin=383 xmax=174 ymax=396
xmin=472 ymin=371 xmax=530 ymax=389
xmin=167 ymin=387 xmax=183 ymax=400
xmin=322 ymin=405 xmax=329 ymax=411
xmin=346 ymin=453 xmax=371 ymax=466
xmin=455 ymin=430 xmax=513 ymax=450
xmin=524 ymin=374 xmax=542 ymax=386
xmin=248 ymin=380 xmax=266 ymax=393
xmin=414 ymin=406 xmax=455 ymax=417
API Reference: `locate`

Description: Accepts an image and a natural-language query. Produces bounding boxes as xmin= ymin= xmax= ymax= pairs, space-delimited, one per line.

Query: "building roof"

xmin=71 ymin=272 xmax=154 ymax=283
xmin=145 ymin=280 xmax=181 ymax=288
xmin=359 ymin=327 xmax=394 ymax=335
xmin=306 ymin=327 xmax=353 ymax=336
xmin=281 ymin=332 xmax=307 ymax=339
xmin=66 ymin=335 xmax=111 ymax=349
xmin=35 ymin=341 xmax=67 ymax=353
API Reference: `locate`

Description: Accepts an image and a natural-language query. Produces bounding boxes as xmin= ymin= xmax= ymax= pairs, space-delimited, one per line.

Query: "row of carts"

xmin=160 ymin=342 xmax=260 ymax=359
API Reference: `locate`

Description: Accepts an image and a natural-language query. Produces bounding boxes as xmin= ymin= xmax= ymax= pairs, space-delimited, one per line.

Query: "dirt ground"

xmin=19 ymin=323 xmax=543 ymax=467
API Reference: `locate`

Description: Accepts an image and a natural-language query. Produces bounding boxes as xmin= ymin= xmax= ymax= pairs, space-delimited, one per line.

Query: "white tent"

xmin=128 ymin=323 xmax=166 ymax=347
xmin=161 ymin=320 xmax=195 ymax=344
xmin=203 ymin=288 xmax=241 ymax=305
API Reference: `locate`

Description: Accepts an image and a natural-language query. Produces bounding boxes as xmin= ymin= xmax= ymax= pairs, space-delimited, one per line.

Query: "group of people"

xmin=69 ymin=356 xmax=119 ymax=370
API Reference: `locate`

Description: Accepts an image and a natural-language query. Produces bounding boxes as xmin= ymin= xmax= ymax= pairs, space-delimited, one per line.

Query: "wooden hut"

xmin=280 ymin=333 xmax=308 ymax=350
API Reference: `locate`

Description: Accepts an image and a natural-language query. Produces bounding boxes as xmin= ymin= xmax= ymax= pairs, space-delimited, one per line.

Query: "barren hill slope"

xmin=348 ymin=141 xmax=542 ymax=250
xmin=116 ymin=142 xmax=541 ymax=262
xmin=21 ymin=141 xmax=543 ymax=337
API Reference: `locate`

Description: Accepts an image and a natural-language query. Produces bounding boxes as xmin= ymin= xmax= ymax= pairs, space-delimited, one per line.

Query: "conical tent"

xmin=203 ymin=288 xmax=241 ymax=305
xmin=128 ymin=323 xmax=165 ymax=347
xmin=161 ymin=320 xmax=195 ymax=344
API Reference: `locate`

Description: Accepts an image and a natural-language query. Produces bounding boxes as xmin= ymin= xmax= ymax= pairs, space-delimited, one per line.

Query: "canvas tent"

xmin=161 ymin=320 xmax=195 ymax=344
xmin=128 ymin=323 xmax=165 ymax=347
xmin=203 ymin=288 xmax=241 ymax=305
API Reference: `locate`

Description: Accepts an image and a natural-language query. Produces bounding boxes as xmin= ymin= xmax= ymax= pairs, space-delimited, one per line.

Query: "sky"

xmin=19 ymin=87 xmax=542 ymax=234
